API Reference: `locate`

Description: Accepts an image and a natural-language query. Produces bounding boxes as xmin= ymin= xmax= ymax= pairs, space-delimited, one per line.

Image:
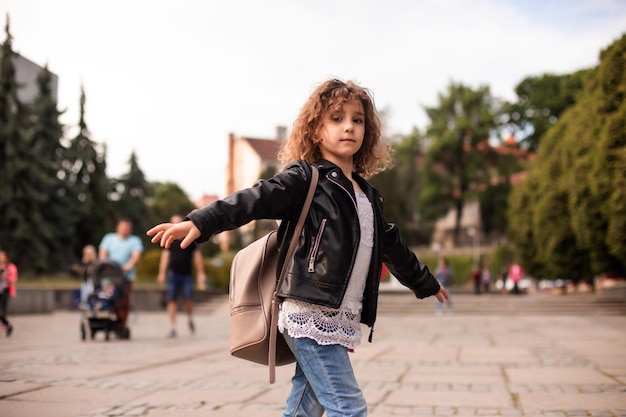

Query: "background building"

xmin=0 ymin=50 xmax=58 ymax=103
xmin=219 ymin=127 xmax=285 ymax=250
xmin=226 ymin=126 xmax=285 ymax=195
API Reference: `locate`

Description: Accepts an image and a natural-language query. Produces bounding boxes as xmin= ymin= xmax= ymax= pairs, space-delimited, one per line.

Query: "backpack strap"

xmin=268 ymin=164 xmax=319 ymax=383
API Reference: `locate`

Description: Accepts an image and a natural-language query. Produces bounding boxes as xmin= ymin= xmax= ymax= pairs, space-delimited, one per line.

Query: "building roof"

xmin=241 ymin=137 xmax=282 ymax=161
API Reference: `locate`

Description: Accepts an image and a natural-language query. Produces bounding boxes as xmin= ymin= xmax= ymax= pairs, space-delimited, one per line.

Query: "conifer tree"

xmin=65 ymin=86 xmax=110 ymax=255
xmin=0 ymin=17 xmax=51 ymax=271
xmin=31 ymin=65 xmax=76 ymax=271
xmin=110 ymin=151 xmax=152 ymax=245
xmin=0 ymin=17 xmax=20 ymax=255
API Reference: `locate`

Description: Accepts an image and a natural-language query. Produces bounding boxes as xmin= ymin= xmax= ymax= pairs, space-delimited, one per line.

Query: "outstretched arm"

xmin=147 ymin=220 xmax=200 ymax=249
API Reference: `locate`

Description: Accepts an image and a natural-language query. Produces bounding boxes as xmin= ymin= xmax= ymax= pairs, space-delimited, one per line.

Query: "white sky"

xmin=2 ymin=0 xmax=625 ymax=200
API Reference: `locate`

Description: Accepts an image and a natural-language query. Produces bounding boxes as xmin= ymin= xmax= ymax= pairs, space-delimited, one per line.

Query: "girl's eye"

xmin=353 ymin=118 xmax=363 ymax=124
xmin=332 ymin=116 xmax=342 ymax=122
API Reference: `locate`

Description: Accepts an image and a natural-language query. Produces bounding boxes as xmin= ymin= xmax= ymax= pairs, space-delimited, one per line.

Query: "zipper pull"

xmin=308 ymin=259 xmax=315 ymax=273
xmin=368 ymin=326 xmax=374 ymax=343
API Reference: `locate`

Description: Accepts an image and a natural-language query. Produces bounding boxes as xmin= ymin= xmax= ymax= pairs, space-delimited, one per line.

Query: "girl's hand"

xmin=146 ymin=221 xmax=201 ymax=249
xmin=434 ymin=285 xmax=449 ymax=303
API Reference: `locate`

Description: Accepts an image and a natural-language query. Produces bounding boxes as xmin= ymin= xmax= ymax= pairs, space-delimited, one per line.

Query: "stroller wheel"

xmin=105 ymin=330 xmax=110 ymax=341
xmin=80 ymin=323 xmax=86 ymax=341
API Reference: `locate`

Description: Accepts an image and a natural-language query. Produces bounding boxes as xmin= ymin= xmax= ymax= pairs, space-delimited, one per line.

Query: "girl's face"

xmin=318 ymin=99 xmax=365 ymax=167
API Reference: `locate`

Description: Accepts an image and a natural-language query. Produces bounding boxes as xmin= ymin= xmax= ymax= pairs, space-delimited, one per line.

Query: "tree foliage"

xmin=64 ymin=86 xmax=111 ymax=257
xmin=370 ymin=129 xmax=429 ymax=245
xmin=508 ymin=34 xmax=626 ymax=282
xmin=109 ymin=151 xmax=152 ymax=246
xmin=420 ymin=82 xmax=499 ymax=244
xmin=0 ymin=18 xmax=21 ymax=260
xmin=500 ymin=70 xmax=587 ymax=151
xmin=149 ymin=182 xmax=196 ymax=223
xmin=0 ymin=18 xmax=163 ymax=273
xmin=29 ymin=65 xmax=75 ymax=271
xmin=0 ymin=18 xmax=48 ymax=270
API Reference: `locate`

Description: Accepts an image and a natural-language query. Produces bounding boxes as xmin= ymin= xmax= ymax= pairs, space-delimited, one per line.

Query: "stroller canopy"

xmin=90 ymin=259 xmax=126 ymax=288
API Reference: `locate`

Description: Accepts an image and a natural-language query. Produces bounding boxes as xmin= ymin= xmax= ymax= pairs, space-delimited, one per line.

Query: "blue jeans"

xmin=282 ymin=332 xmax=368 ymax=417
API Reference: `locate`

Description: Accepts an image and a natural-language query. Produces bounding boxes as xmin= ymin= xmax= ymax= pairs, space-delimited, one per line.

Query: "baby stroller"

xmin=80 ymin=259 xmax=131 ymax=341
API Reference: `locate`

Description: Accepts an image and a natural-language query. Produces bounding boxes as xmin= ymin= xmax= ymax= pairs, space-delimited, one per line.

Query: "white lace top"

xmin=279 ymin=193 xmax=374 ymax=349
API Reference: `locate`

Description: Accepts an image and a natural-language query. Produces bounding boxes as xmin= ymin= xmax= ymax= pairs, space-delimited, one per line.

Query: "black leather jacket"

xmin=187 ymin=159 xmax=441 ymax=331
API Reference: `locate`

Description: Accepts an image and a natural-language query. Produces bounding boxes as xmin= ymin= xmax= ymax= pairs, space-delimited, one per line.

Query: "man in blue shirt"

xmin=99 ymin=218 xmax=144 ymax=330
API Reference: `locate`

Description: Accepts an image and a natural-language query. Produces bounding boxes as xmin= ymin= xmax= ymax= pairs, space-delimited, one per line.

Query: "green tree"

xmin=564 ymin=35 xmax=626 ymax=278
xmin=0 ymin=18 xmax=52 ymax=272
xmin=65 ymin=86 xmax=110 ymax=255
xmin=531 ymin=127 xmax=591 ymax=281
xmin=0 ymin=17 xmax=21 ymax=257
xmin=421 ymin=82 xmax=499 ymax=245
xmin=370 ymin=129 xmax=429 ymax=245
xmin=506 ymin=175 xmax=542 ymax=275
xmin=478 ymin=138 xmax=528 ymax=240
xmin=30 ymin=65 xmax=76 ymax=271
xmin=508 ymin=34 xmax=626 ymax=283
xmin=110 ymin=151 xmax=152 ymax=245
xmin=500 ymin=71 xmax=587 ymax=151
xmin=149 ymin=182 xmax=196 ymax=223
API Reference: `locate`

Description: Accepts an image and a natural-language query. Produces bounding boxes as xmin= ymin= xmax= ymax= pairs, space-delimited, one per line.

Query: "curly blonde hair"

xmin=278 ymin=79 xmax=393 ymax=178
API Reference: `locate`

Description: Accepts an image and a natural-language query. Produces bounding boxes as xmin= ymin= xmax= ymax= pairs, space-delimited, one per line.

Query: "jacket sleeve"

xmin=186 ymin=161 xmax=310 ymax=243
xmin=382 ymin=222 xmax=441 ymax=299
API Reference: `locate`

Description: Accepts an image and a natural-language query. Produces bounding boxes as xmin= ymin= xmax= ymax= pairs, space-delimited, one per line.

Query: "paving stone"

xmin=0 ymin=293 xmax=624 ymax=416
xmin=519 ymin=392 xmax=626 ymax=412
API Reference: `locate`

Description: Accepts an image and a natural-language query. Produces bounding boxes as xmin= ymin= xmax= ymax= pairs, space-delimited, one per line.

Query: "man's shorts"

xmin=165 ymin=272 xmax=193 ymax=301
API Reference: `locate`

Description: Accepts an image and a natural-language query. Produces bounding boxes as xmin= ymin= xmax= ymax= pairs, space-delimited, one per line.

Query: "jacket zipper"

xmin=307 ymin=172 xmax=357 ymax=273
xmin=308 ymin=218 xmax=327 ymax=272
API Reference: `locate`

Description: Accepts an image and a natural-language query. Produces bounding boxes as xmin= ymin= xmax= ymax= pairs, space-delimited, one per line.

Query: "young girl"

xmin=147 ymin=79 xmax=448 ymax=416
xmin=0 ymin=250 xmax=17 ymax=337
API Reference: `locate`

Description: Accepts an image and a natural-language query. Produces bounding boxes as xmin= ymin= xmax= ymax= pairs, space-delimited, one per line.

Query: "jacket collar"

xmin=313 ymin=159 xmax=373 ymax=194
xmin=313 ymin=158 xmax=362 ymax=180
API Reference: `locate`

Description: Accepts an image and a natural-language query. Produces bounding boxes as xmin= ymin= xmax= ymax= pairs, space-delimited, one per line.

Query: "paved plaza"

xmin=0 ymin=291 xmax=625 ymax=417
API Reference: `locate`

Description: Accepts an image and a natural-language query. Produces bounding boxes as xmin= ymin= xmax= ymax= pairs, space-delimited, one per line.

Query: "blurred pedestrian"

xmin=157 ymin=215 xmax=207 ymax=338
xmin=472 ymin=265 xmax=481 ymax=294
xmin=509 ymin=261 xmax=524 ymax=294
xmin=99 ymin=218 xmax=143 ymax=331
xmin=481 ymin=265 xmax=491 ymax=293
xmin=0 ymin=250 xmax=17 ymax=337
xmin=434 ymin=257 xmax=454 ymax=314
xmin=496 ymin=268 xmax=508 ymax=293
